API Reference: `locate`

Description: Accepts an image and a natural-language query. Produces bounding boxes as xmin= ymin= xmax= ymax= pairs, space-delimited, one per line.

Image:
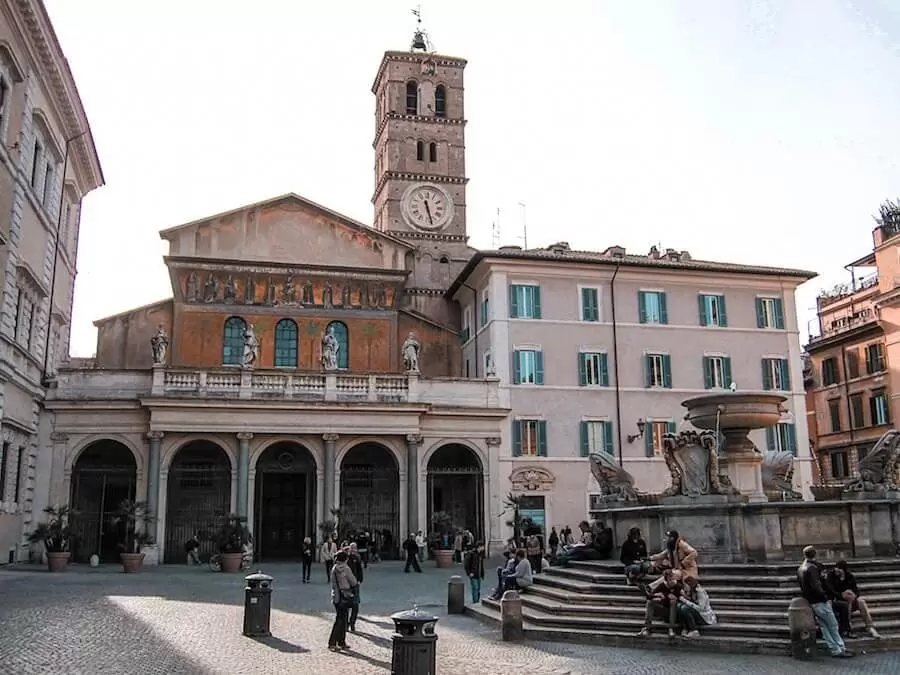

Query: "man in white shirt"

xmin=415 ymin=530 xmax=426 ymax=562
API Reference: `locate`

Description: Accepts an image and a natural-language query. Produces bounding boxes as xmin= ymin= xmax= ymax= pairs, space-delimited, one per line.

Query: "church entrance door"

xmin=254 ymin=442 xmax=316 ymax=561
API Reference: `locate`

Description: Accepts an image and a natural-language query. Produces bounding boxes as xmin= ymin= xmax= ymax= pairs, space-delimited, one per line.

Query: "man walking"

xmin=464 ymin=542 xmax=486 ymax=603
xmin=346 ymin=544 xmax=364 ymax=632
xmin=403 ymin=533 xmax=422 ymax=573
xmin=798 ymin=546 xmax=853 ymax=658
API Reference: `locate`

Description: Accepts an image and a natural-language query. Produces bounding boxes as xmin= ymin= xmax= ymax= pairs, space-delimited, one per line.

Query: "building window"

xmin=761 ymin=358 xmax=791 ymax=391
xmin=42 ymin=161 xmax=53 ymax=205
xmin=0 ymin=76 xmax=8 ymax=129
xmin=822 ymin=357 xmax=839 ymax=386
xmin=756 ymin=296 xmax=785 ymax=329
xmin=846 ymin=349 xmax=860 ymax=379
xmin=512 ymin=419 xmax=547 ymax=457
xmin=580 ymin=287 xmax=600 ymax=322
xmin=483 ymin=349 xmax=493 ymax=375
xmin=830 ymin=451 xmax=850 ymax=480
xmin=509 ymin=284 xmax=541 ymax=319
xmin=850 ymin=393 xmax=865 ymax=428
xmin=480 ymin=289 xmax=489 ymax=327
xmin=435 ymin=84 xmax=446 ymax=117
xmin=30 ymin=138 xmax=41 ymax=187
xmin=461 ymin=306 xmax=472 ymax=342
xmin=579 ymin=352 xmax=609 ymax=386
xmin=702 ymin=356 xmax=732 ymax=389
xmin=12 ymin=446 xmax=22 ymax=503
xmin=645 ymin=420 xmax=676 ymax=457
xmin=274 ymin=319 xmax=298 ymax=367
xmin=0 ymin=441 xmax=8 ymax=502
xmin=429 ymin=142 xmax=437 ymax=162
xmin=638 ymin=291 xmax=668 ymax=324
xmin=580 ymin=421 xmax=613 ymax=457
xmin=222 ymin=317 xmax=246 ymax=365
xmin=416 ymin=140 xmax=424 ymax=161
xmin=698 ymin=294 xmax=728 ymax=327
xmin=865 ymin=343 xmax=885 ymax=374
xmin=513 ymin=349 xmax=543 ymax=385
xmin=644 ymin=353 xmax=672 ymax=388
xmin=766 ymin=423 xmax=797 ymax=455
xmin=14 ymin=289 xmax=35 ymax=351
xmin=828 ymin=399 xmax=841 ymax=433
xmin=405 ymin=81 xmax=418 ymax=114
xmin=870 ymin=390 xmax=890 ymax=426
xmin=326 ymin=321 xmax=349 ymax=369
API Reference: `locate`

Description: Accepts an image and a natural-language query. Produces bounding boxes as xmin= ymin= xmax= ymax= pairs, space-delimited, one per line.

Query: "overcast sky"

xmin=44 ymin=0 xmax=900 ymax=357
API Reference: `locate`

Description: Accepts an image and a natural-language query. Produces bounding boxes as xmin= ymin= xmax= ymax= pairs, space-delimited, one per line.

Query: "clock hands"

xmin=424 ymin=200 xmax=434 ymax=225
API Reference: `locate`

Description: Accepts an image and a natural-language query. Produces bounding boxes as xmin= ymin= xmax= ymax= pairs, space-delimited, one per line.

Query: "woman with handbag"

xmin=328 ymin=551 xmax=358 ymax=650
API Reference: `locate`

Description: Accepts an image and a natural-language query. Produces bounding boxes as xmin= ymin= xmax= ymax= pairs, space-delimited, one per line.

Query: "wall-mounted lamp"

xmin=626 ymin=418 xmax=646 ymax=444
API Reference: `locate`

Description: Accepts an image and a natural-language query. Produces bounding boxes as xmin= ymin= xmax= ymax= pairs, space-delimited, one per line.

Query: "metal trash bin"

xmin=390 ymin=607 xmax=438 ymax=675
xmin=242 ymin=571 xmax=274 ymax=637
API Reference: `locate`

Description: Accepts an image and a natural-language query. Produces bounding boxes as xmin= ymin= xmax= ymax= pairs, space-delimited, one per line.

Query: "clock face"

xmin=401 ymin=183 xmax=454 ymax=231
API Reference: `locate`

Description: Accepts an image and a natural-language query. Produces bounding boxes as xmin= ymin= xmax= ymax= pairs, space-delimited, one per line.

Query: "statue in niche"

xmin=402 ymin=332 xmax=420 ymax=372
xmin=762 ymin=450 xmax=802 ymax=500
xmin=186 ymin=272 xmax=199 ymax=302
xmin=223 ymin=275 xmax=236 ymax=303
xmin=589 ymin=452 xmax=641 ymax=503
xmin=341 ymin=284 xmax=351 ymax=307
xmin=242 ymin=324 xmax=259 ymax=368
xmin=203 ymin=274 xmax=218 ymax=303
xmin=321 ymin=326 xmax=339 ymax=371
xmin=266 ymin=277 xmax=276 ymax=305
xmin=373 ymin=283 xmax=386 ymax=309
xmin=301 ymin=280 xmax=314 ymax=306
xmin=150 ymin=325 xmax=169 ymax=366
xmin=244 ymin=275 xmax=255 ymax=304
xmin=360 ymin=284 xmax=370 ymax=308
xmin=661 ymin=430 xmax=739 ymax=497
xmin=283 ymin=275 xmax=296 ymax=305
xmin=322 ymin=283 xmax=333 ymax=309
xmin=845 ymin=429 xmax=900 ymax=494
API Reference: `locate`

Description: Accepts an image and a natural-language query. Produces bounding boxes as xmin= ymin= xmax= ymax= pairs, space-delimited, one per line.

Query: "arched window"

xmin=274 ymin=319 xmax=298 ymax=367
xmin=405 ymin=81 xmax=418 ymax=115
xmin=222 ymin=317 xmax=246 ymax=365
xmin=435 ymin=85 xmax=446 ymax=117
xmin=326 ymin=321 xmax=349 ymax=369
xmin=416 ymin=140 xmax=424 ymax=161
xmin=429 ymin=142 xmax=437 ymax=162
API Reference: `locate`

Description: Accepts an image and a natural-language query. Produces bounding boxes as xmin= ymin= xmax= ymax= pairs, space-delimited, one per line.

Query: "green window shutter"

xmin=602 ymin=422 xmax=614 ymax=456
xmin=582 ymin=288 xmax=597 ymax=321
xmin=512 ymin=351 xmax=522 ymax=384
xmin=638 ymin=291 xmax=648 ymax=323
xmin=761 ymin=359 xmax=772 ymax=390
xmin=533 ymin=286 xmax=542 ymax=319
xmin=780 ymin=359 xmax=791 ymax=390
xmin=703 ymin=356 xmax=713 ymax=389
xmin=667 ymin=421 xmax=677 ymax=434
xmin=723 ymin=357 xmax=732 ymax=388
xmin=599 ymin=353 xmax=609 ymax=386
xmin=579 ymin=421 xmax=589 ymax=457
xmin=698 ymin=295 xmax=708 ymax=326
xmin=662 ymin=354 xmax=672 ymax=388
xmin=512 ymin=421 xmax=522 ymax=457
xmin=718 ymin=295 xmax=728 ymax=327
xmin=773 ymin=298 xmax=784 ymax=329
xmin=787 ymin=425 xmax=797 ymax=455
xmin=509 ymin=286 xmax=519 ymax=318
xmin=755 ymin=298 xmax=766 ymax=328
xmin=765 ymin=427 xmax=775 ymax=451
xmin=534 ymin=350 xmax=544 ymax=385
xmin=537 ymin=421 xmax=548 ymax=456
xmin=644 ymin=422 xmax=654 ymax=457
xmin=658 ymin=293 xmax=668 ymax=324
xmin=643 ymin=354 xmax=652 ymax=388
xmin=578 ymin=353 xmax=587 ymax=386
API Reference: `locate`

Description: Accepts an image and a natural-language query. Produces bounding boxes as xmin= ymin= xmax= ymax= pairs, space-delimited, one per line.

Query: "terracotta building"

xmin=0 ymin=1 xmax=103 ymax=563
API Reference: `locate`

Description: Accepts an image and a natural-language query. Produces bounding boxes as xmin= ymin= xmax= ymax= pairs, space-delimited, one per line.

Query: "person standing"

xmin=464 ymin=542 xmax=486 ymax=603
xmin=356 ymin=531 xmax=370 ymax=569
xmin=322 ymin=535 xmax=338 ymax=582
xmin=799 ymin=546 xmax=854 ymax=658
xmin=415 ymin=530 xmax=426 ymax=562
xmin=525 ymin=531 xmax=543 ymax=574
xmin=346 ymin=544 xmax=364 ymax=632
xmin=328 ymin=551 xmax=357 ymax=651
xmin=548 ymin=527 xmax=559 ymax=559
xmin=404 ymin=533 xmax=422 ymax=573
xmin=300 ymin=537 xmax=313 ymax=584
xmin=453 ymin=531 xmax=464 ymax=563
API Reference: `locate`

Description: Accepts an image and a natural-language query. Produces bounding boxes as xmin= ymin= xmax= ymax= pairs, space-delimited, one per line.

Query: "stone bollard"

xmin=447 ymin=575 xmax=465 ymax=614
xmin=500 ymin=590 xmax=524 ymax=641
xmin=788 ymin=597 xmax=817 ymax=659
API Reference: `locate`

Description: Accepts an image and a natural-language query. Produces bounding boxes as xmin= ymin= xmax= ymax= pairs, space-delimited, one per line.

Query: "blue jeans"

xmin=811 ymin=601 xmax=845 ymax=655
xmin=349 ymin=586 xmax=361 ymax=628
xmin=469 ymin=576 xmax=481 ymax=603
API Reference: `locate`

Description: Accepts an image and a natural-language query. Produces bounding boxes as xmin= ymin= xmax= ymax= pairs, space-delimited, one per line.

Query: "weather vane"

xmin=410 ymin=5 xmax=433 ymax=52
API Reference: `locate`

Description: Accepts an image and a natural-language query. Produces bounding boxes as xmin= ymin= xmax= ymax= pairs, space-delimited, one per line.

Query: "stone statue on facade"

xmin=589 ymin=452 xmax=641 ymax=503
xmin=244 ymin=275 xmax=255 ymax=304
xmin=223 ymin=275 xmax=236 ymax=303
xmin=661 ymin=429 xmax=740 ymax=497
xmin=322 ymin=283 xmax=333 ymax=309
xmin=186 ymin=272 xmax=199 ymax=302
xmin=283 ymin=275 xmax=296 ymax=305
xmin=203 ymin=274 xmax=218 ymax=303
xmin=845 ymin=430 xmax=900 ymax=495
xmin=266 ymin=277 xmax=276 ymax=305
xmin=402 ymin=332 xmax=420 ymax=372
xmin=150 ymin=325 xmax=169 ymax=366
xmin=302 ymin=280 xmax=314 ymax=306
xmin=321 ymin=326 xmax=339 ymax=371
xmin=372 ymin=283 xmax=386 ymax=308
xmin=242 ymin=324 xmax=259 ymax=368
xmin=340 ymin=284 xmax=351 ymax=307
xmin=762 ymin=450 xmax=802 ymax=500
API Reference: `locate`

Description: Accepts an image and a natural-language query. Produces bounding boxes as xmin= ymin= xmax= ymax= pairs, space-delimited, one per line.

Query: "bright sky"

xmin=44 ymin=0 xmax=900 ymax=357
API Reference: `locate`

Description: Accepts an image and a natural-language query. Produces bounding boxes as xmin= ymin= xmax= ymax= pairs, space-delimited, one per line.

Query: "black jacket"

xmin=620 ymin=538 xmax=648 ymax=566
xmin=798 ymin=560 xmax=828 ymax=605
xmin=348 ymin=553 xmax=364 ymax=583
xmin=464 ymin=549 xmax=485 ymax=579
xmin=827 ymin=569 xmax=860 ymax=597
xmin=403 ymin=538 xmax=418 ymax=557
xmin=301 ymin=543 xmax=313 ymax=563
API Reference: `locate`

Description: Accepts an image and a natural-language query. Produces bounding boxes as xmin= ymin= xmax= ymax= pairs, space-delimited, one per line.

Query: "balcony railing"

xmin=808 ymin=311 xmax=878 ymax=344
xmin=817 ymin=274 xmax=879 ymax=308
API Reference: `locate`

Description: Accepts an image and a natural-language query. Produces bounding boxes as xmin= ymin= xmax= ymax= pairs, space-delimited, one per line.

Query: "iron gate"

xmin=340 ymin=464 xmax=400 ymax=558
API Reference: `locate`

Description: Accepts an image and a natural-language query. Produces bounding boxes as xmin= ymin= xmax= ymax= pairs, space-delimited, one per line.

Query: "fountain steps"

xmin=465 ymin=559 xmax=900 ymax=655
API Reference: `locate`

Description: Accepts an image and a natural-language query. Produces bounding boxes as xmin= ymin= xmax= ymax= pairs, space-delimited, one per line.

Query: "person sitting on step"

xmin=489 ymin=550 xmax=518 ymax=600
xmin=638 ymin=569 xmax=683 ymax=638
xmin=676 ymin=576 xmax=716 ymax=638
xmin=620 ymin=527 xmax=651 ymax=586
xmin=184 ymin=535 xmax=201 ymax=566
xmin=649 ymin=530 xmax=698 ymax=580
xmin=828 ymin=560 xmax=881 ymax=639
xmin=500 ymin=548 xmax=534 ymax=595
xmin=554 ymin=520 xmax=611 ymax=566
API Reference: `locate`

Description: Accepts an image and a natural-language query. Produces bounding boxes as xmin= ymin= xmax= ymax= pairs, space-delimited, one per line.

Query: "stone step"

xmin=569 ymin=558 xmax=900 ymax=575
xmin=547 ymin=566 xmax=798 ymax=586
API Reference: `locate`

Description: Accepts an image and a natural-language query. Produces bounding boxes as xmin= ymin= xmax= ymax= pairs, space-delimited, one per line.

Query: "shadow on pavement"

xmin=251 ymin=635 xmax=309 ymax=653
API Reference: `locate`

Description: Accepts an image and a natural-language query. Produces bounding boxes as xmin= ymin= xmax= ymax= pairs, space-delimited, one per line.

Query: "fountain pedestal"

xmin=720 ymin=429 xmax=767 ymax=503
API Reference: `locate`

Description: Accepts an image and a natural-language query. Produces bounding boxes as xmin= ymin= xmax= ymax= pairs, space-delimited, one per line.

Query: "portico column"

xmin=406 ymin=434 xmax=423 ymax=534
xmin=323 ymin=433 xmax=338 ymax=514
xmin=146 ymin=432 xmax=163 ymax=532
xmin=236 ymin=432 xmax=253 ymax=519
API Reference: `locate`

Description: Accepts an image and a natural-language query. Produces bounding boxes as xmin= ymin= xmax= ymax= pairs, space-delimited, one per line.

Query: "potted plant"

xmin=112 ymin=499 xmax=155 ymax=573
xmin=27 ymin=505 xmax=73 ymax=572
xmin=430 ymin=511 xmax=455 ymax=568
xmin=215 ymin=513 xmax=251 ymax=572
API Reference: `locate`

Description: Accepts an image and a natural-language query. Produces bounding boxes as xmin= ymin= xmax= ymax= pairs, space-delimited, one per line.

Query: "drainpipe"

xmin=610 ymin=263 xmax=624 ymax=465
xmin=462 ymin=282 xmax=478 ymax=378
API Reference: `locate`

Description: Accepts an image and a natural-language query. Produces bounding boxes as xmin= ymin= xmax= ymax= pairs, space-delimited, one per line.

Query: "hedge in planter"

xmin=215 ymin=513 xmax=251 ymax=572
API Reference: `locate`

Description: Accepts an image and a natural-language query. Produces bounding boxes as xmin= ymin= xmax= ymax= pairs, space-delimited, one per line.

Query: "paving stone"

xmin=0 ymin=561 xmax=898 ymax=674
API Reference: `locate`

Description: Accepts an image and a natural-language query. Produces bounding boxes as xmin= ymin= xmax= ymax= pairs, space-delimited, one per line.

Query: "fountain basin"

xmin=682 ymin=392 xmax=787 ymax=431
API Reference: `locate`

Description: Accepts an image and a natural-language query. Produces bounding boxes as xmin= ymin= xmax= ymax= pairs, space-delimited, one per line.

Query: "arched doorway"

xmin=254 ymin=442 xmax=316 ymax=561
xmin=427 ymin=444 xmax=484 ymax=542
xmin=340 ymin=443 xmax=400 ymax=559
xmin=165 ymin=440 xmax=231 ymax=563
xmin=69 ymin=440 xmax=137 ymax=563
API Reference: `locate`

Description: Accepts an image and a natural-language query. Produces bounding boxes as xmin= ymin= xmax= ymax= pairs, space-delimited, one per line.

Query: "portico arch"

xmin=340 ymin=442 xmax=400 ymax=559
xmin=426 ymin=443 xmax=484 ymax=542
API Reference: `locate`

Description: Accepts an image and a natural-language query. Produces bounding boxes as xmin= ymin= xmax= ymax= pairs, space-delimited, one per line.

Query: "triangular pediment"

xmin=159 ymin=193 xmax=412 ymax=269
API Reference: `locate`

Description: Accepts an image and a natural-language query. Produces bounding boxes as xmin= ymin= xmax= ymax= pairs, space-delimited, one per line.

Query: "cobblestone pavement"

xmin=1 ymin=560 xmax=900 ymax=674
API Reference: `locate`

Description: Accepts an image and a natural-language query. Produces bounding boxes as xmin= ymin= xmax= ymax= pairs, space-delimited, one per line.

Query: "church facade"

xmin=44 ymin=44 xmax=512 ymax=563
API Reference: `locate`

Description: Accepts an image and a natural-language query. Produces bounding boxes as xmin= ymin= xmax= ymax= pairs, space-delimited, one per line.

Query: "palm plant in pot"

xmin=112 ymin=499 xmax=155 ymax=573
xmin=27 ymin=505 xmax=73 ymax=572
xmin=215 ymin=513 xmax=251 ymax=572
xmin=430 ymin=510 xmax=455 ymax=568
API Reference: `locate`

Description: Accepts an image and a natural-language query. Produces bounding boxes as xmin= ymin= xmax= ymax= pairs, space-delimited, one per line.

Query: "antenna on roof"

xmin=518 ymin=201 xmax=528 ymax=249
xmin=410 ymin=5 xmax=433 ymax=52
xmin=492 ymin=208 xmax=501 ymax=248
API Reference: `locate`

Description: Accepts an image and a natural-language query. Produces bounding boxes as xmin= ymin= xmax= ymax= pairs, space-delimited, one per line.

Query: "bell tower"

xmin=371 ymin=21 xmax=472 ymax=324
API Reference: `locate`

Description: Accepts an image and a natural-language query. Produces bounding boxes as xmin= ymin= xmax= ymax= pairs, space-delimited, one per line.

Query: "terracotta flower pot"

xmin=46 ymin=551 xmax=70 ymax=573
xmin=120 ymin=552 xmax=145 ymax=573
xmin=219 ymin=552 xmax=244 ymax=573
xmin=434 ymin=549 xmax=454 ymax=568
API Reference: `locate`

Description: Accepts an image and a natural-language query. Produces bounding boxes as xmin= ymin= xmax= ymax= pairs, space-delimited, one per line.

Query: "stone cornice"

xmin=164 ymin=256 xmax=410 ymax=281
xmin=372 ymin=50 xmax=467 ymax=94
xmin=386 ymin=230 xmax=468 ymax=243
xmin=373 ymin=112 xmax=466 ymax=149
xmin=372 ymin=171 xmax=468 ymax=204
